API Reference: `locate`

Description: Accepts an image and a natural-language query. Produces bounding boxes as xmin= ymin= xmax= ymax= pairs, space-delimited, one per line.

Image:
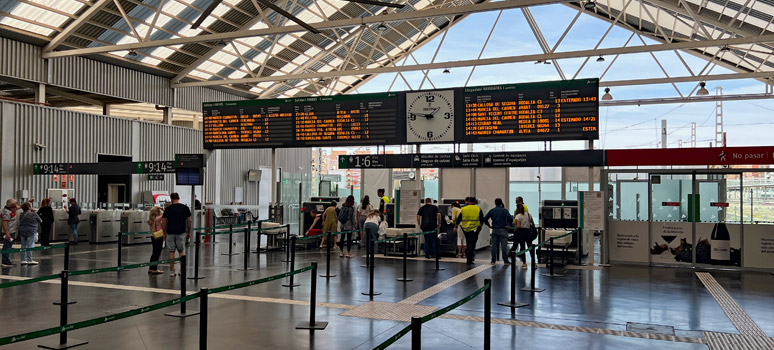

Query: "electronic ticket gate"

xmin=121 ymin=210 xmax=150 ymax=245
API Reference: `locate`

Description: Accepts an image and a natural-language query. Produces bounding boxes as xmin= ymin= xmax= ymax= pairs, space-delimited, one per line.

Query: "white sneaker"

xmin=20 ymin=261 xmax=28 ymax=265
xmin=27 ymin=261 xmax=38 ymax=265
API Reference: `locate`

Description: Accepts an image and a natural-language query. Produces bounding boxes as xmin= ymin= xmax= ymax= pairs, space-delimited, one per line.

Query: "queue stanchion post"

xmin=498 ymin=251 xmax=529 ymax=309
xmin=282 ymin=226 xmax=292 ymax=263
xmin=320 ymin=233 xmax=336 ymax=278
xmin=251 ymin=228 xmax=261 ymax=254
xmin=238 ymin=228 xmax=253 ymax=271
xmin=431 ymin=229 xmax=445 ymax=271
xmin=521 ymin=245 xmax=544 ymax=292
xmin=199 ymin=288 xmax=208 ymax=350
xmin=361 ymin=229 xmax=369 ymax=268
xmin=577 ymin=229 xmax=582 ymax=266
xmin=296 ymin=262 xmax=328 ymax=330
xmin=397 ymin=233 xmax=412 ymax=282
xmin=189 ymin=232 xmax=204 ymax=280
xmin=54 ymin=244 xmax=77 ymax=305
xmin=484 ymin=278 xmax=491 ymax=350
xmin=165 ymin=255 xmax=200 ymax=318
xmin=223 ymin=224 xmax=237 ymax=256
xmin=542 ymin=237 xmax=564 ymax=277
xmin=282 ymin=236 xmax=300 ymax=288
xmin=361 ymin=234 xmax=380 ymax=298
xmin=411 ymin=316 xmax=422 ymax=350
xmin=40 ymin=271 xmax=88 ymax=349
xmin=116 ymin=233 xmax=122 ymax=268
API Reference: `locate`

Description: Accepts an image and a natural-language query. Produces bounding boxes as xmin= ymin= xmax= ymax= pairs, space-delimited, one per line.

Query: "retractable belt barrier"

xmin=374 ymin=279 xmax=492 ymax=350
xmin=0 ymin=264 xmax=321 ymax=347
xmin=374 ymin=230 xmax=435 ymax=244
xmin=0 ymin=243 xmax=68 ymax=255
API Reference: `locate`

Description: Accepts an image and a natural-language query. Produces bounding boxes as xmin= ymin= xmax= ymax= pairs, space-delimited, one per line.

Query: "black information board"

xmin=34 ymin=160 xmax=179 ymax=175
xmin=460 ymin=79 xmax=599 ymax=142
xmin=338 ymin=150 xmax=604 ymax=168
xmin=203 ymin=79 xmax=599 ymax=149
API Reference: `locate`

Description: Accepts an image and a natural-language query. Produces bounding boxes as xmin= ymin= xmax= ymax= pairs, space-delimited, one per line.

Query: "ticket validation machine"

xmin=539 ymin=200 xmax=582 ymax=265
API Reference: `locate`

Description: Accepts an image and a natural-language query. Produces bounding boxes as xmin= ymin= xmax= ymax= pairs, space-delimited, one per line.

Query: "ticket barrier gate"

xmin=90 ymin=210 xmax=121 ymax=243
xmin=121 ymin=211 xmax=150 ymax=245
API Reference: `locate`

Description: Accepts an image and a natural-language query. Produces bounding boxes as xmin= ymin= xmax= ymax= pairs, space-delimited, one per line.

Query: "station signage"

xmin=34 ymin=160 xmax=180 ymax=175
xmin=607 ymin=146 xmax=774 ymax=166
xmin=338 ymin=150 xmax=604 ymax=169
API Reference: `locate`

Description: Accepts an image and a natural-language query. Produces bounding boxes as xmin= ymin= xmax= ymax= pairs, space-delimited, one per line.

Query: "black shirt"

xmin=163 ymin=203 xmax=191 ymax=235
xmin=38 ymin=206 xmax=54 ymax=225
xmin=67 ymin=204 xmax=81 ymax=225
xmin=417 ymin=204 xmax=440 ymax=231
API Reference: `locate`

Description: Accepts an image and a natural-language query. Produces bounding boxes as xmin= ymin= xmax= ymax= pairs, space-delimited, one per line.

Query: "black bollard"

xmin=361 ymin=233 xmax=381 ymax=297
xmin=320 ymin=233 xmax=336 ymax=278
xmin=522 ymin=245 xmax=545 ymax=292
xmin=484 ymin=278 xmax=491 ymax=350
xmin=223 ymin=224 xmax=238 ymax=256
xmin=542 ymin=237 xmax=564 ymax=277
xmin=397 ymin=233 xmax=413 ymax=282
xmin=411 ymin=316 xmax=422 ymax=350
xmin=361 ymin=229 xmax=370 ymax=268
xmin=238 ymin=228 xmax=253 ymax=271
xmin=296 ymin=262 xmax=328 ymax=330
xmin=282 ymin=236 xmax=300 ymax=288
xmin=40 ymin=271 xmax=87 ymax=349
xmin=117 ymin=233 xmax=122 ymax=267
xmin=165 ymin=255 xmax=200 ymax=318
xmin=431 ymin=230 xmax=445 ymax=271
xmin=199 ymin=288 xmax=208 ymax=350
xmin=282 ymin=227 xmax=292 ymax=263
xmin=498 ymin=251 xmax=529 ymax=309
xmin=189 ymin=233 xmax=204 ymax=280
xmin=64 ymin=242 xmax=70 ymax=271
xmin=252 ymin=228 xmax=261 ymax=254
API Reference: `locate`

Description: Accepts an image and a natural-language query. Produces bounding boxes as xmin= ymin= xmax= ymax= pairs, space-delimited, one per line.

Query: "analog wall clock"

xmin=406 ymin=90 xmax=455 ymax=143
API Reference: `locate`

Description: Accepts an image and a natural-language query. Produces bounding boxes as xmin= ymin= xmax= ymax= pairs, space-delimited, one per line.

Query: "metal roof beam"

xmin=43 ymin=0 xmax=112 ymax=53
xmin=170 ymin=33 xmax=774 ymax=88
xmin=42 ymin=0 xmax=568 ymax=59
xmin=600 ymin=92 xmax=773 ymax=106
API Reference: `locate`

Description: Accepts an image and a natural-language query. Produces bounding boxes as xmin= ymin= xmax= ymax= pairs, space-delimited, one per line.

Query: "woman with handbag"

xmin=511 ymin=203 xmax=536 ymax=270
xmin=147 ymin=207 xmax=165 ymax=275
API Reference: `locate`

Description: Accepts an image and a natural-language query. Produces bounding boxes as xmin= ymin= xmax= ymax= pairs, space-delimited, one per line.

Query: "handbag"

xmin=152 ymin=230 xmax=164 ymax=239
xmin=527 ymin=213 xmax=538 ymax=242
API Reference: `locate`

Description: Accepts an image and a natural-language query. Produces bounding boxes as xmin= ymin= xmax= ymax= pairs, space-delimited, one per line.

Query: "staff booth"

xmin=603 ymin=147 xmax=774 ymax=271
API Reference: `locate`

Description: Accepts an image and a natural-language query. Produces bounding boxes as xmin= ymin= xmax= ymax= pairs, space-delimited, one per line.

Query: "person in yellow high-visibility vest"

xmin=377 ymin=189 xmax=390 ymax=216
xmin=454 ymin=196 xmax=484 ymax=265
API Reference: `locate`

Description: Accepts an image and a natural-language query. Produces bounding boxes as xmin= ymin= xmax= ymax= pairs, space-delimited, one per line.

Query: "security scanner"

xmin=437 ymin=203 xmax=459 ymax=256
xmin=90 ymin=209 xmax=121 ymax=243
xmin=538 ymin=200 xmax=581 ymax=266
xmin=298 ymin=201 xmax=333 ymax=248
xmin=120 ymin=210 xmax=150 ymax=245
xmin=383 ymin=203 xmax=396 ymax=228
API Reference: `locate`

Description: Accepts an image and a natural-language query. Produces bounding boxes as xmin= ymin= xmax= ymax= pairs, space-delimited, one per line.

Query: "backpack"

xmin=338 ymin=206 xmax=351 ymax=224
xmin=528 ymin=213 xmax=538 ymax=242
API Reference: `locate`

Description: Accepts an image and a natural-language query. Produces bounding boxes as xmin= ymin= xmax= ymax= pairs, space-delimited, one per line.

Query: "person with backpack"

xmin=416 ymin=197 xmax=441 ymax=259
xmin=484 ymin=198 xmax=513 ymax=265
xmin=337 ymin=195 xmax=357 ymax=258
xmin=320 ymin=201 xmax=338 ymax=249
xmin=512 ymin=203 xmax=537 ymax=270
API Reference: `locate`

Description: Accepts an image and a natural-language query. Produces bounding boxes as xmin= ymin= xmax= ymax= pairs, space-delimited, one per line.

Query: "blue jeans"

xmin=491 ymin=228 xmax=509 ymax=263
xmin=2 ymin=234 xmax=13 ymax=264
xmin=21 ymin=235 xmax=34 ymax=261
xmin=365 ymin=223 xmax=379 ymax=255
xmin=423 ymin=230 xmax=438 ymax=258
xmin=70 ymin=224 xmax=78 ymax=242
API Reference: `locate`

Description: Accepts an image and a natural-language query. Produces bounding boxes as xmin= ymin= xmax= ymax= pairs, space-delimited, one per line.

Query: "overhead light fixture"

xmin=128 ymin=49 xmax=138 ymax=56
xmin=442 ymin=68 xmax=450 ymax=74
xmin=596 ymin=55 xmax=605 ymax=62
xmin=697 ymin=82 xmax=710 ymax=95
xmin=544 ymin=60 xmax=551 ymax=65
xmin=720 ymin=45 xmax=731 ymax=52
xmin=535 ymin=60 xmax=542 ymax=64
xmin=216 ymin=40 xmax=228 ymax=47
xmin=602 ymin=87 xmax=613 ymax=100
xmin=318 ymin=78 xmax=327 ymax=84
xmin=584 ymin=0 xmax=596 ymax=10
xmin=377 ymin=23 xmax=388 ymax=33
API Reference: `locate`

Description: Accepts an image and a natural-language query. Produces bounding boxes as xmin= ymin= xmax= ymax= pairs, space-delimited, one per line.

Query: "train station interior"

xmin=0 ymin=0 xmax=773 ymax=349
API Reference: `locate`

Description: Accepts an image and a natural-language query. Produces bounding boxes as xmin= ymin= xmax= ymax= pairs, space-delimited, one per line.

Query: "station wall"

xmin=0 ymin=100 xmax=310 ymax=206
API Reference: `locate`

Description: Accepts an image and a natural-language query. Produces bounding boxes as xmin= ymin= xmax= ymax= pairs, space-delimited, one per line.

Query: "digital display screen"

xmin=460 ymin=79 xmax=599 ymax=142
xmin=176 ymin=168 xmax=202 ymax=186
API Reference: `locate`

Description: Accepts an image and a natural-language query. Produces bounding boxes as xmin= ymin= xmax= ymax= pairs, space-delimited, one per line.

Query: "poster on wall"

xmin=399 ymin=189 xmax=421 ymax=225
xmin=743 ymin=225 xmax=774 ymax=269
xmin=695 ymin=223 xmax=741 ymax=266
xmin=581 ymin=191 xmax=605 ymax=231
xmin=650 ymin=222 xmax=693 ymax=264
xmin=609 ymin=221 xmax=649 ymax=263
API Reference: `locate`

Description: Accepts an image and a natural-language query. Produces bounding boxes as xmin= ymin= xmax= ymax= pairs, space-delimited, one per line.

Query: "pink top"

xmin=153 ymin=216 xmax=163 ymax=232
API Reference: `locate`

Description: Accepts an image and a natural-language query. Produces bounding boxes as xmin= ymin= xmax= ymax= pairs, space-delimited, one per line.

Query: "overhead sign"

xmin=607 ymin=146 xmax=774 ymax=166
xmin=203 ymin=79 xmax=599 ymax=149
xmin=34 ymin=161 xmax=176 ymax=175
xmin=338 ymin=150 xmax=604 ymax=169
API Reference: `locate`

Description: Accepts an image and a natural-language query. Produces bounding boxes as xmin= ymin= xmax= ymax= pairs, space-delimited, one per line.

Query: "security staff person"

xmin=377 ymin=189 xmax=390 ymax=215
xmin=455 ymin=196 xmax=484 ymax=264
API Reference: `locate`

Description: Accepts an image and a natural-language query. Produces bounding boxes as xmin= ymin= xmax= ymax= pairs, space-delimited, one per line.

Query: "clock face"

xmin=406 ymin=90 xmax=455 ymax=143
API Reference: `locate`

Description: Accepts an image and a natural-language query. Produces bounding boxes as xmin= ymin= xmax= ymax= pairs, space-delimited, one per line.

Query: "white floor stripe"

xmin=399 ymin=264 xmax=492 ymax=305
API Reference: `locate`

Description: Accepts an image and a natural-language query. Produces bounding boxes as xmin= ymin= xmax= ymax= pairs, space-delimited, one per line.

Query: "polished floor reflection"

xmin=0 ymin=238 xmax=770 ymax=349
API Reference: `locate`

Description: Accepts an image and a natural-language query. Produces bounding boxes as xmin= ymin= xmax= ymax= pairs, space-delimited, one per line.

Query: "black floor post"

xmin=522 ymin=246 xmax=545 ymax=292
xmin=189 ymin=233 xmax=204 ymax=280
xmin=296 ymin=262 xmax=328 ymax=330
xmin=223 ymin=224 xmax=237 ymax=256
xmin=64 ymin=243 xmax=70 ymax=271
xmin=283 ymin=236 xmax=300 ymax=288
xmin=542 ymin=237 xmax=564 ymax=277
xmin=320 ymin=233 xmax=336 ymax=278
xmin=498 ymin=251 xmax=529 ymax=309
xmin=238 ymin=228 xmax=252 ymax=271
xmin=577 ymin=229 xmax=582 ymax=266
xmin=361 ymin=229 xmax=370 ymax=268
xmin=283 ymin=228 xmax=291 ymax=263
xmin=432 ymin=230 xmax=445 ymax=271
xmin=39 ymin=271 xmax=87 ymax=349
xmin=411 ymin=317 xmax=422 ymax=350
xmin=484 ymin=278 xmax=491 ymax=350
xmin=117 ymin=235 xmax=122 ymax=267
xmin=252 ymin=229 xmax=261 ymax=253
xmin=397 ymin=233 xmax=412 ymax=282
xmin=199 ymin=288 xmax=208 ymax=350
xmin=362 ymin=236 xmax=381 ymax=297
xmin=165 ymin=255 xmax=200 ymax=318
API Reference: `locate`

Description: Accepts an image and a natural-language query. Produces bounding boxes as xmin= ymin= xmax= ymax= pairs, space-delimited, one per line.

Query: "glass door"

xmin=695 ymin=173 xmax=742 ymax=267
xmin=650 ymin=174 xmax=694 ymax=265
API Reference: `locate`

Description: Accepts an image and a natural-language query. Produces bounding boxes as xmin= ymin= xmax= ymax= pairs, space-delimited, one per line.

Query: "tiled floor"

xmin=0 ymin=238 xmax=770 ymax=349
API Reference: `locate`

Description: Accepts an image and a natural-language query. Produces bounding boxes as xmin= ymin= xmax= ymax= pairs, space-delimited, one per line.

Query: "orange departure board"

xmin=460 ymin=79 xmax=599 ymax=142
xmin=203 ymin=99 xmax=294 ymax=148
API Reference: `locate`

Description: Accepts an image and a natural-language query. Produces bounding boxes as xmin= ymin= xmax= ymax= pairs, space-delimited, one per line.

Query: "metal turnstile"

xmin=77 ymin=210 xmax=91 ymax=243
xmin=90 ymin=210 xmax=120 ymax=243
xmin=53 ymin=209 xmax=71 ymax=242
xmin=121 ymin=211 xmax=150 ymax=245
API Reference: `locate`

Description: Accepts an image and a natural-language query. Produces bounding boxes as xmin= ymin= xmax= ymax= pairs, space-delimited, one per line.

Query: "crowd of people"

xmin=2 ymin=197 xmax=56 ymax=267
